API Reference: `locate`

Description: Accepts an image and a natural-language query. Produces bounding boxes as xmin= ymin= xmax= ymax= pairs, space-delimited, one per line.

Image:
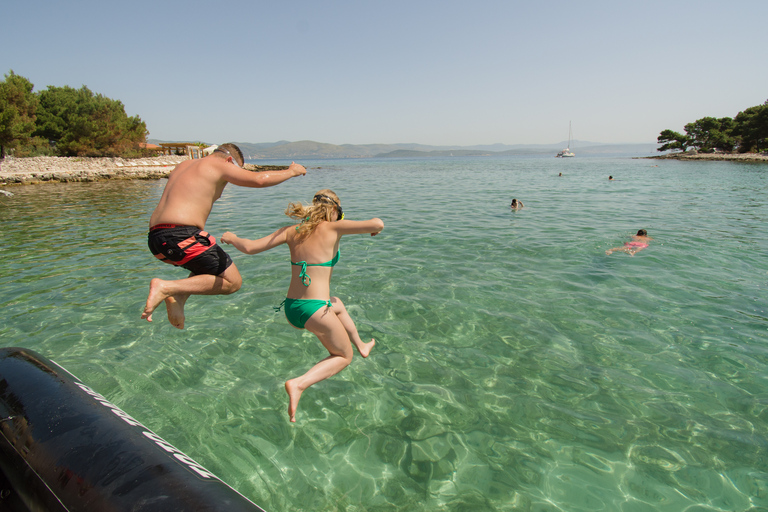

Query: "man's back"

xmin=149 ymin=156 xmax=228 ymax=229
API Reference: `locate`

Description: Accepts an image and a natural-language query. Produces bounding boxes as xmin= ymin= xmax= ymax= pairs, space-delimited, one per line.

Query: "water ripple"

xmin=2 ymin=157 xmax=768 ymax=510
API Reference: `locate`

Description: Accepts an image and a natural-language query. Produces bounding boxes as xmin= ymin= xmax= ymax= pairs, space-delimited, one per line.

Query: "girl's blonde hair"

xmin=286 ymin=189 xmax=341 ymax=239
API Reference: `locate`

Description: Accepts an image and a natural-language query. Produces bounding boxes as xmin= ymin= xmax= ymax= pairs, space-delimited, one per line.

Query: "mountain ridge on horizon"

xmin=148 ymin=139 xmax=660 ymax=159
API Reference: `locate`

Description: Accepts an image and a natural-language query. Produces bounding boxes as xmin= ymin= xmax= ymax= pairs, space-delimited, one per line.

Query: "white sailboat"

xmin=556 ymin=122 xmax=575 ymax=157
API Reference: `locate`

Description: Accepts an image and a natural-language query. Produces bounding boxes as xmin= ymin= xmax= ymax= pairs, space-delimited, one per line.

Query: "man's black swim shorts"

xmin=148 ymin=225 xmax=233 ymax=276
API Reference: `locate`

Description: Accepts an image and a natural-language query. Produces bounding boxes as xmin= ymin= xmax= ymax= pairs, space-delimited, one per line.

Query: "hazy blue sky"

xmin=4 ymin=0 xmax=767 ymax=146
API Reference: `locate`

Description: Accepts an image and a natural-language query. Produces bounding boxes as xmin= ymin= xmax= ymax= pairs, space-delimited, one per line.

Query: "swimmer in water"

xmin=510 ymin=198 xmax=524 ymax=209
xmin=606 ymin=229 xmax=653 ymax=256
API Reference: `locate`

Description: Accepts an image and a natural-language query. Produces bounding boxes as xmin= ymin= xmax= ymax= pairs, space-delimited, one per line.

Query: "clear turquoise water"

xmin=1 ymin=155 xmax=767 ymax=511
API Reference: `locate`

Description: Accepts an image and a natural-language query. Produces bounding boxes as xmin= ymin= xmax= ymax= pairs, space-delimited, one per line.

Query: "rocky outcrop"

xmin=0 ymin=156 xmax=288 ymax=185
xmin=0 ymin=156 xmax=186 ymax=184
xmin=649 ymin=152 xmax=768 ymax=162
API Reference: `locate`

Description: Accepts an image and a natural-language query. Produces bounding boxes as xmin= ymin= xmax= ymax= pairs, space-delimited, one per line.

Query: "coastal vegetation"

xmin=0 ymin=70 xmax=148 ymax=158
xmin=657 ymin=100 xmax=768 ymax=154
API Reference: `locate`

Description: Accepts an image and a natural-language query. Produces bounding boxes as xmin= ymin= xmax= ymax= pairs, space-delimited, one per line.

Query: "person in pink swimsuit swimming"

xmin=606 ymin=229 xmax=653 ymax=256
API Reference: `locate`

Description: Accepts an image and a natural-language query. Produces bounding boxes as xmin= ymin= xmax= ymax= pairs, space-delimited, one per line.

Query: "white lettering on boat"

xmin=74 ymin=381 xmax=216 ymax=480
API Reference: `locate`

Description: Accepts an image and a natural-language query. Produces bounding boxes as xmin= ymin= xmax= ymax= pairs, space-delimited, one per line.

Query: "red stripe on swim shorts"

xmin=174 ymin=231 xmax=216 ymax=266
xmin=149 ymin=223 xmax=186 ymax=231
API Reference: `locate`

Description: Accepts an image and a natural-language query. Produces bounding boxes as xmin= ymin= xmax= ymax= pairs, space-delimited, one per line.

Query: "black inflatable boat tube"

xmin=0 ymin=347 xmax=265 ymax=511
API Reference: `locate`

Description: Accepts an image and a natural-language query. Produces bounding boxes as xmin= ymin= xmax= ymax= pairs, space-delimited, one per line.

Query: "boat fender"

xmin=0 ymin=347 xmax=266 ymax=512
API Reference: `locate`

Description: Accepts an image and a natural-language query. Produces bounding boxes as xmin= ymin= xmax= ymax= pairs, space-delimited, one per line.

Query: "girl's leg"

xmin=284 ymin=309 xmax=353 ymax=422
xmin=330 ymin=297 xmax=376 ymax=357
xmin=606 ymin=246 xmax=634 ymax=256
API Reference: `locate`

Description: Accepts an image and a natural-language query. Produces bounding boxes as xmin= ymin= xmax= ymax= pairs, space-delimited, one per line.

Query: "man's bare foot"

xmin=285 ymin=379 xmax=304 ymax=423
xmin=165 ymin=295 xmax=186 ymax=329
xmin=358 ymin=339 xmax=376 ymax=358
xmin=141 ymin=278 xmax=169 ymax=323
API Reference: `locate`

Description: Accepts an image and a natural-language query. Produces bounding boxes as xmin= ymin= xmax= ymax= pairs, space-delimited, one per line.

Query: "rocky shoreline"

xmin=2 ymin=152 xmax=765 ymax=188
xmin=0 ymin=156 xmax=288 ymax=186
xmin=647 ymin=152 xmax=768 ymax=162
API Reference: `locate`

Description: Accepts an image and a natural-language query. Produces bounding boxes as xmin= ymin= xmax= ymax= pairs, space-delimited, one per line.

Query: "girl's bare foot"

xmin=358 ymin=339 xmax=376 ymax=358
xmin=141 ymin=278 xmax=168 ymax=322
xmin=285 ymin=379 xmax=304 ymax=423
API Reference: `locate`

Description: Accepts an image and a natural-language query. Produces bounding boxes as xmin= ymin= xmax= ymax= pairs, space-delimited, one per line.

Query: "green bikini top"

xmin=292 ymin=250 xmax=340 ymax=286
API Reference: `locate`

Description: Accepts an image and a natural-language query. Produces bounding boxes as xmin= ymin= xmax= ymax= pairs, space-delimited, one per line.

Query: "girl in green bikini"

xmin=221 ymin=190 xmax=383 ymax=422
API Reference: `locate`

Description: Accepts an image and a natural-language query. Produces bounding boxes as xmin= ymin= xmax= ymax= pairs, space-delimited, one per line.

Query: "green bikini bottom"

xmin=276 ymin=298 xmax=333 ymax=329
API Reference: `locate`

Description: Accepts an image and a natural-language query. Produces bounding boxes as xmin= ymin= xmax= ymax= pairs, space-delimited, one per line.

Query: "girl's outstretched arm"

xmin=221 ymin=226 xmax=291 ymax=255
xmin=333 ymin=218 xmax=384 ymax=237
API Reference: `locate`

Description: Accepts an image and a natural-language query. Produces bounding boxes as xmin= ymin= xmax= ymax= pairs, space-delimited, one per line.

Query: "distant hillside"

xmin=240 ymin=140 xmax=660 ymax=159
xmin=375 ymin=149 xmax=494 ymax=158
xmin=237 ymin=140 xmax=388 ymax=159
xmin=149 ymin=139 xmax=660 ymax=159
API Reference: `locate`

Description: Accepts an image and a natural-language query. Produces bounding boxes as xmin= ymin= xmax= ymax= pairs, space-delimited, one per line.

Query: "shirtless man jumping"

xmin=141 ymin=143 xmax=306 ymax=328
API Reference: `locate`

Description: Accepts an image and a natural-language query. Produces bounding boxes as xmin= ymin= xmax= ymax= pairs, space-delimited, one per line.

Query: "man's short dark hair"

xmin=216 ymin=143 xmax=244 ymax=167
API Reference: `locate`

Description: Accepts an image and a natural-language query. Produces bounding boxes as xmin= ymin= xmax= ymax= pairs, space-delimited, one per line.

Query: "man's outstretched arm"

xmin=223 ymin=161 xmax=306 ymax=188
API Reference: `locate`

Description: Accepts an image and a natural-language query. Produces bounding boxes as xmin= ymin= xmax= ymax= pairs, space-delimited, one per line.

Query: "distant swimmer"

xmin=558 ymin=172 xmax=562 ymax=177
xmin=222 ymin=190 xmax=383 ymax=422
xmin=510 ymin=198 xmax=524 ymax=209
xmin=141 ymin=143 xmax=306 ymax=329
xmin=609 ymin=175 xmax=614 ymax=180
xmin=606 ymin=229 xmax=653 ymax=256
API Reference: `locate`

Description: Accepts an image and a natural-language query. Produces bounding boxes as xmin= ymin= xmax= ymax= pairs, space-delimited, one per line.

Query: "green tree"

xmin=733 ymin=101 xmax=768 ymax=153
xmin=0 ymin=70 xmax=38 ymax=158
xmin=34 ymin=85 xmax=148 ymax=157
xmin=684 ymin=116 xmax=735 ymax=153
xmin=657 ymin=129 xmax=691 ymax=153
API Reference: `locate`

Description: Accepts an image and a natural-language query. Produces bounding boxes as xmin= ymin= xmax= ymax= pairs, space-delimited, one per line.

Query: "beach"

xmin=0 ymin=156 xmax=287 ymax=185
